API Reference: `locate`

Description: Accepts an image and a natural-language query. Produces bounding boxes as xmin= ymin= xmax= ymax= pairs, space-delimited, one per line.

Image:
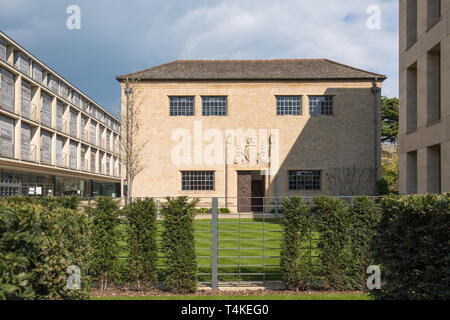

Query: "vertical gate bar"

xmin=211 ymin=197 xmax=218 ymax=290
xmin=238 ymin=203 xmax=241 ymax=282
xmin=262 ymin=199 xmax=266 ymax=281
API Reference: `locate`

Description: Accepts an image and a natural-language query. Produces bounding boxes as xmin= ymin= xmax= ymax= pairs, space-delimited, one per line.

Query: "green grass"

xmin=92 ymin=293 xmax=371 ymax=301
xmin=117 ymin=218 xmax=291 ymax=282
xmin=117 ymin=218 xmax=322 ymax=283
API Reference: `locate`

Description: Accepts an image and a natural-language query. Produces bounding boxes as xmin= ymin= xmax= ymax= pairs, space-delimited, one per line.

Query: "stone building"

xmin=399 ymin=0 xmax=449 ymax=194
xmin=117 ymin=59 xmax=385 ymax=211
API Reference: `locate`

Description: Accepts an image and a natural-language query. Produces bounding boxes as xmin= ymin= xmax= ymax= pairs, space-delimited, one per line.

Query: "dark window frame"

xmin=276 ymin=96 xmax=302 ymax=115
xmin=202 ymin=96 xmax=228 ymax=116
xmin=169 ymin=96 xmax=195 ymax=116
xmin=288 ymin=170 xmax=321 ymax=191
xmin=181 ymin=171 xmax=215 ymax=191
xmin=309 ymin=96 xmax=333 ymax=116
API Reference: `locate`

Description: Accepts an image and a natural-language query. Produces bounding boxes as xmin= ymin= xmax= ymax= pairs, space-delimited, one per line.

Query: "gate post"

xmin=211 ymin=197 xmax=218 ymax=290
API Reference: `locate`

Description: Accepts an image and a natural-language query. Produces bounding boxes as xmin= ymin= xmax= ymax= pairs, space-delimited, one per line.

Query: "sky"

xmin=0 ymin=0 xmax=399 ymax=115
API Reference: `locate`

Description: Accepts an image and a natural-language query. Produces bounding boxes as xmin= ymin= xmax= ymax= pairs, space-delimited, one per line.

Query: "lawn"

xmin=117 ymin=217 xmax=320 ymax=283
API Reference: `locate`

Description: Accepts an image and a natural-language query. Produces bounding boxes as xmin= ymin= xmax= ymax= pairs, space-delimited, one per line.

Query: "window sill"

xmin=426 ymin=17 xmax=442 ymax=33
xmin=406 ymin=38 xmax=418 ymax=51
xmin=426 ymin=119 xmax=442 ymax=127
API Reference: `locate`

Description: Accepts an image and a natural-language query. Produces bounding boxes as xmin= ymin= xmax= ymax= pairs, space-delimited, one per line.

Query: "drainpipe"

xmin=371 ymin=78 xmax=380 ymax=195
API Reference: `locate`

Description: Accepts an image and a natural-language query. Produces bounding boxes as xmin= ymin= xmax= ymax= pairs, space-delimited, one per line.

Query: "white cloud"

xmin=167 ymin=0 xmax=398 ymax=97
xmin=0 ymin=0 xmax=399 ymax=109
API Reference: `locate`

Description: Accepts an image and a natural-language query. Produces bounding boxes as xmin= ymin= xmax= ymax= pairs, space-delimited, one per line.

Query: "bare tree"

xmin=326 ymin=165 xmax=375 ymax=196
xmin=116 ymin=78 xmax=150 ymax=203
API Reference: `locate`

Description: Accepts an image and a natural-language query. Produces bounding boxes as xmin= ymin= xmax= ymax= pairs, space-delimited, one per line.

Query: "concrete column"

xmin=14 ymin=74 xmax=22 ymax=115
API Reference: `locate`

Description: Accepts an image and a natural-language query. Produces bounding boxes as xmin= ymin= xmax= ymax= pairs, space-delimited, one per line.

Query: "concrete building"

xmin=117 ymin=59 xmax=385 ymax=211
xmin=0 ymin=31 xmax=121 ymax=197
xmin=399 ymin=0 xmax=450 ymax=194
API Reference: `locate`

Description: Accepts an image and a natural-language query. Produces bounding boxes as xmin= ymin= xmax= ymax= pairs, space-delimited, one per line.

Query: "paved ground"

xmin=198 ymin=281 xmax=283 ymax=291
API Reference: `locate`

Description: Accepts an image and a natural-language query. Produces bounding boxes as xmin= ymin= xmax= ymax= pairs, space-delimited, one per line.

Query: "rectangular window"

xmin=0 ymin=38 xmax=6 ymax=61
xmin=60 ymin=83 xmax=69 ymax=100
xmin=427 ymin=44 xmax=441 ymax=124
xmin=288 ymin=170 xmax=321 ymax=191
xmin=99 ymin=127 xmax=104 ymax=148
xmin=48 ymin=75 xmax=59 ymax=94
xmin=41 ymin=130 xmax=52 ymax=165
xmin=0 ymin=68 xmax=15 ymax=113
xmin=81 ymin=115 xmax=86 ymax=141
xmin=99 ymin=152 xmax=104 ymax=174
xmin=14 ymin=52 xmax=30 ymax=75
xmin=202 ymin=96 xmax=227 ymax=116
xmin=91 ymin=121 xmax=97 ymax=145
xmin=106 ymin=154 xmax=111 ymax=175
xmin=40 ymin=93 xmax=52 ymax=127
xmin=70 ymin=109 xmax=77 ymax=137
xmin=70 ymin=141 xmax=77 ymax=170
xmin=170 ymin=96 xmax=195 ymax=116
xmin=407 ymin=63 xmax=418 ymax=132
xmin=72 ymin=92 xmax=80 ymax=107
xmin=309 ymin=96 xmax=333 ymax=115
xmin=81 ymin=99 xmax=89 ymax=112
xmin=56 ymin=136 xmax=64 ymax=167
xmin=81 ymin=145 xmax=87 ymax=171
xmin=276 ymin=96 xmax=301 ymax=115
xmin=56 ymin=101 xmax=64 ymax=132
xmin=21 ymin=80 xmax=31 ymax=119
xmin=407 ymin=0 xmax=418 ymax=47
xmin=0 ymin=115 xmax=15 ymax=158
xmin=106 ymin=130 xmax=111 ymax=150
xmin=427 ymin=144 xmax=441 ymax=193
xmin=181 ymin=171 xmax=214 ymax=191
xmin=91 ymin=149 xmax=96 ymax=173
xmin=32 ymin=63 xmax=42 ymax=83
xmin=21 ymin=123 xmax=31 ymax=161
xmin=427 ymin=0 xmax=441 ymax=29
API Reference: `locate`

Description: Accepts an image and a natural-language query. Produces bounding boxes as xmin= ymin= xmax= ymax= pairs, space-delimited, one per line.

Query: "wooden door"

xmin=237 ymin=171 xmax=252 ymax=212
xmin=251 ymin=180 xmax=265 ymax=212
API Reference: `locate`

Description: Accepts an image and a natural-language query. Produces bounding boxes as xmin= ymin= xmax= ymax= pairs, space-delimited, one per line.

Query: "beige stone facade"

xmin=119 ymin=60 xmax=384 ymax=209
xmin=399 ymin=0 xmax=450 ymax=194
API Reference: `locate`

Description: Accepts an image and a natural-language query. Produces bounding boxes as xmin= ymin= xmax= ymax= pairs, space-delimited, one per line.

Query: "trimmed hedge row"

xmin=124 ymin=198 xmax=158 ymax=289
xmin=372 ymin=194 xmax=449 ymax=300
xmin=280 ymin=194 xmax=449 ymax=300
xmin=281 ymin=196 xmax=381 ymax=291
xmin=161 ymin=197 xmax=198 ymax=294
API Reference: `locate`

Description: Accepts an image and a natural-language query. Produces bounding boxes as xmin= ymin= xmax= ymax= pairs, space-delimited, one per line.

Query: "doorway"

xmin=237 ymin=171 xmax=265 ymax=213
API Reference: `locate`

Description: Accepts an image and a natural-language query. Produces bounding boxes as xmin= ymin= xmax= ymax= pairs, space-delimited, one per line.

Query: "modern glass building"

xmin=0 ymin=31 xmax=121 ymax=197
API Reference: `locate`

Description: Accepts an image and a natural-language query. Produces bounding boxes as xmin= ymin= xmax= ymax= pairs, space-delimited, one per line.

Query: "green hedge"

xmin=87 ymin=197 xmax=121 ymax=291
xmin=123 ymin=198 xmax=158 ymax=289
xmin=161 ymin=197 xmax=198 ymax=293
xmin=372 ymin=194 xmax=450 ymax=300
xmin=348 ymin=197 xmax=381 ymax=290
xmin=0 ymin=201 xmax=90 ymax=300
xmin=313 ymin=197 xmax=352 ymax=290
xmin=280 ymin=197 xmax=312 ymax=290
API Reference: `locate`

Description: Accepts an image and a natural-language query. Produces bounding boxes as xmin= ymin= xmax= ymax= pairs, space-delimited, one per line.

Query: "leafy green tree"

xmin=381 ymin=97 xmax=399 ymax=144
xmin=381 ymin=149 xmax=399 ymax=194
